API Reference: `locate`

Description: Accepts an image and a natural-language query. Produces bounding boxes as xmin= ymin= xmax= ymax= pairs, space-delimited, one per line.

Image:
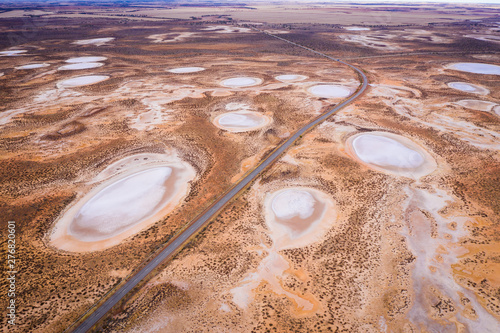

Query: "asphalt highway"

xmin=71 ymin=29 xmax=368 ymax=333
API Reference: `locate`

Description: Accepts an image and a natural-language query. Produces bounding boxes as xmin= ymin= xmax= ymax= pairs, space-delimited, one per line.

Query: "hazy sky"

xmin=296 ymin=0 xmax=500 ymax=3
xmin=4 ymin=0 xmax=499 ymax=4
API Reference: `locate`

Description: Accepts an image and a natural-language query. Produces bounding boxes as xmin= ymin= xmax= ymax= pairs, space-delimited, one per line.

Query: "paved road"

xmin=71 ymin=29 xmax=368 ymax=333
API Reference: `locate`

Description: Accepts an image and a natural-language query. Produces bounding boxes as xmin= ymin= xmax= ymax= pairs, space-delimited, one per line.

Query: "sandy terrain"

xmin=0 ymin=4 xmax=499 ymax=333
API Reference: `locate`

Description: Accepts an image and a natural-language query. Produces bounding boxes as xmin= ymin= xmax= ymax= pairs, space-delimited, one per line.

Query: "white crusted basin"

xmin=58 ymin=62 xmax=104 ymax=70
xmin=447 ymin=62 xmax=500 ymax=75
xmin=167 ymin=67 xmax=205 ymax=73
xmin=57 ymin=75 xmax=110 ymax=88
xmin=308 ymin=84 xmax=351 ymax=98
xmin=221 ymin=77 xmax=262 ymax=88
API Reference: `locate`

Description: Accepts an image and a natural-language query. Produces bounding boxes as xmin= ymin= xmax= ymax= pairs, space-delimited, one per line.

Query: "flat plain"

xmin=0 ymin=1 xmax=499 ymax=332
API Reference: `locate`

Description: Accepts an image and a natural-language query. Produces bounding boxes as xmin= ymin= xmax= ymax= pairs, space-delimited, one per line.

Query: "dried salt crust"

xmin=73 ymin=37 xmax=115 ymax=46
xmin=15 ymin=63 xmax=50 ymax=70
xmin=66 ymin=56 xmax=107 ymax=63
xmin=212 ymin=111 xmax=271 ymax=132
xmin=50 ymin=154 xmax=196 ymax=252
xmin=220 ymin=77 xmax=262 ymax=88
xmin=202 ymin=25 xmax=252 ymax=33
xmin=231 ymin=187 xmax=337 ymax=311
xmin=0 ymin=50 xmax=27 ymax=56
xmin=344 ymin=26 xmax=370 ymax=31
xmin=275 ymin=74 xmax=308 ymax=82
xmin=264 ymin=187 xmax=337 ymax=250
xmin=167 ymin=67 xmax=205 ymax=74
xmin=57 ymin=75 xmax=110 ymax=88
xmin=345 ymin=132 xmax=437 ymax=179
xmin=455 ymin=99 xmax=499 ymax=112
xmin=447 ymin=62 xmax=500 ymax=75
xmin=447 ymin=82 xmax=489 ymax=95
xmin=307 ymin=84 xmax=351 ymax=98
xmin=58 ymin=62 xmax=104 ymax=71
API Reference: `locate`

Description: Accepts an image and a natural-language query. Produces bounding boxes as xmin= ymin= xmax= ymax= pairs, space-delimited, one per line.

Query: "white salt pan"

xmin=272 ymin=190 xmax=315 ymax=220
xmin=494 ymin=106 xmax=500 ymax=116
xmin=448 ymin=62 xmax=500 ymax=75
xmin=344 ymin=26 xmax=370 ymax=31
xmin=0 ymin=50 xmax=27 ymax=56
xmin=455 ymin=100 xmax=498 ymax=112
xmin=15 ymin=63 xmax=49 ymax=70
xmin=213 ymin=111 xmax=271 ymax=132
xmin=447 ymin=82 xmax=489 ymax=95
xmin=352 ymin=134 xmax=424 ymax=169
xmin=308 ymin=85 xmax=351 ymax=98
xmin=69 ymin=167 xmax=172 ymax=241
xmin=66 ymin=56 xmax=107 ymax=63
xmin=57 ymin=75 xmax=110 ymax=88
xmin=275 ymin=74 xmax=308 ymax=82
xmin=50 ymin=153 xmax=196 ymax=252
xmin=167 ymin=67 xmax=205 ymax=73
xmin=73 ymin=37 xmax=115 ymax=46
xmin=58 ymin=62 xmax=104 ymax=71
xmin=265 ymin=187 xmax=337 ymax=250
xmin=346 ymin=132 xmax=436 ymax=179
xmin=221 ymin=77 xmax=262 ymax=88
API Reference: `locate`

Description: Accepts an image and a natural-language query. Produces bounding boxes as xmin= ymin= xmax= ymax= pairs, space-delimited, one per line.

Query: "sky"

xmin=291 ymin=0 xmax=500 ymax=3
xmin=3 ymin=0 xmax=500 ymax=4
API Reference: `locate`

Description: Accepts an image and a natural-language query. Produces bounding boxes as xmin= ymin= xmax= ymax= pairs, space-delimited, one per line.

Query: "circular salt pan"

xmin=50 ymin=156 xmax=196 ymax=252
xmin=272 ymin=190 xmax=316 ymax=220
xmin=168 ymin=67 xmax=205 ymax=73
xmin=308 ymin=84 xmax=351 ymax=98
xmin=221 ymin=77 xmax=262 ymax=88
xmin=0 ymin=50 xmax=27 ymax=56
xmin=346 ymin=132 xmax=436 ymax=179
xmin=265 ymin=188 xmax=337 ymax=250
xmin=447 ymin=82 xmax=489 ymax=95
xmin=213 ymin=111 xmax=271 ymax=132
xmin=66 ymin=56 xmax=107 ymax=63
xmin=73 ymin=37 xmax=115 ymax=46
xmin=58 ymin=62 xmax=104 ymax=70
xmin=69 ymin=167 xmax=172 ymax=242
xmin=58 ymin=75 xmax=110 ymax=88
xmin=16 ymin=63 xmax=50 ymax=70
xmin=275 ymin=74 xmax=308 ymax=82
xmin=455 ymin=99 xmax=498 ymax=112
xmin=344 ymin=26 xmax=370 ymax=31
xmin=447 ymin=62 xmax=500 ymax=75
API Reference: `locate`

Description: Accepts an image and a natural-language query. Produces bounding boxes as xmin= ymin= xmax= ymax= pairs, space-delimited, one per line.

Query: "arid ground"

xmin=0 ymin=1 xmax=499 ymax=332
